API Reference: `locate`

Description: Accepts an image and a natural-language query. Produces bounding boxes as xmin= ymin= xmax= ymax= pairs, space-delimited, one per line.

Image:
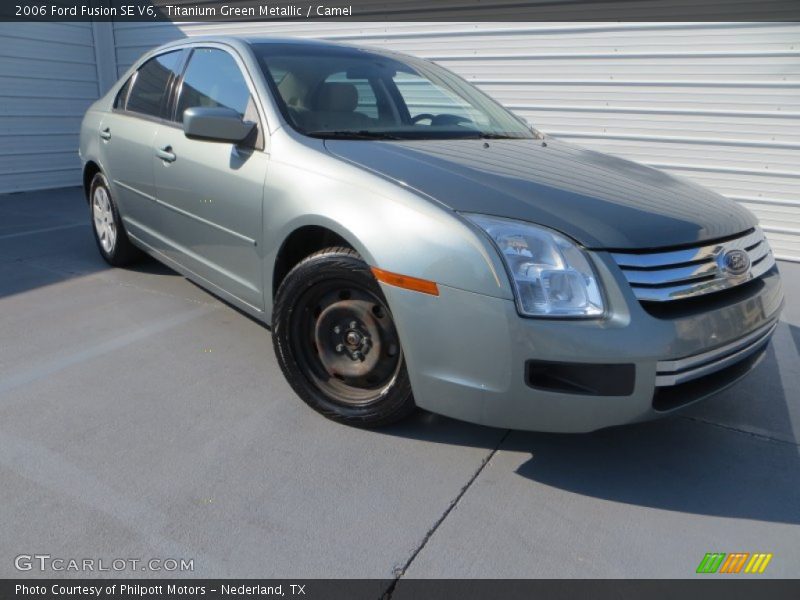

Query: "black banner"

xmin=2 ymin=0 xmax=800 ymax=22
xmin=3 ymin=580 xmax=800 ymax=600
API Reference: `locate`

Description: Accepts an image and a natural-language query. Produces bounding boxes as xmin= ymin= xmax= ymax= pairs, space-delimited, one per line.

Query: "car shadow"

xmin=380 ymin=337 xmax=800 ymax=525
xmin=0 ymin=187 xmax=180 ymax=300
xmin=791 ymin=323 xmax=800 ymax=356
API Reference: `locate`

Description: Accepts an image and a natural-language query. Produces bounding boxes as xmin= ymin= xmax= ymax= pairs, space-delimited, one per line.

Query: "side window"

xmin=324 ymin=71 xmax=378 ymax=119
xmin=126 ymin=51 xmax=182 ymax=118
xmin=176 ymin=48 xmax=252 ymax=123
xmin=113 ymin=76 xmax=132 ymax=110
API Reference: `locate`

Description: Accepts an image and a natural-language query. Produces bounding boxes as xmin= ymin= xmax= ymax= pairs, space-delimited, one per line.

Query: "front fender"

xmin=262 ymin=132 xmax=513 ymax=321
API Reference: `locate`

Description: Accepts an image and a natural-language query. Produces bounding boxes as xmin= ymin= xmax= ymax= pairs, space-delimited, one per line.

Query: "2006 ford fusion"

xmin=79 ymin=36 xmax=784 ymax=432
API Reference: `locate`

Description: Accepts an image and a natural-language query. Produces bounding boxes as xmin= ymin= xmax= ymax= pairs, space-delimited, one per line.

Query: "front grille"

xmin=654 ymin=320 xmax=777 ymax=387
xmin=611 ymin=228 xmax=775 ymax=302
xmin=650 ymin=319 xmax=776 ymax=411
xmin=652 ymin=342 xmax=769 ymax=412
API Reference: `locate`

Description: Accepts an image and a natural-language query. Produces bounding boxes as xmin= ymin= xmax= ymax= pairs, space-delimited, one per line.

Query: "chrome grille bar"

xmin=611 ymin=229 xmax=763 ymax=269
xmin=655 ymin=320 xmax=777 ymax=386
xmin=611 ymin=228 xmax=776 ymax=302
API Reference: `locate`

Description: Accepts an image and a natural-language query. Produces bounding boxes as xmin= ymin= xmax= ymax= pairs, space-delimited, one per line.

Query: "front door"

xmin=153 ymin=47 xmax=268 ymax=311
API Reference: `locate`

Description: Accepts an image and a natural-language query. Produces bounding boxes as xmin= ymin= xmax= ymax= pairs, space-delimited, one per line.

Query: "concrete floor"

xmin=1 ymin=186 xmax=798 ymax=580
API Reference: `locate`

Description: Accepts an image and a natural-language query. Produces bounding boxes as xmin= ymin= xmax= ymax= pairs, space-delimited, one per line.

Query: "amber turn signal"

xmin=371 ymin=267 xmax=439 ymax=296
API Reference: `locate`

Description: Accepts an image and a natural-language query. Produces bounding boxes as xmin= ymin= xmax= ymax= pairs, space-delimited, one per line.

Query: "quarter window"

xmin=176 ymin=48 xmax=252 ymax=123
xmin=126 ymin=50 xmax=182 ymax=118
xmin=113 ymin=76 xmax=132 ymax=109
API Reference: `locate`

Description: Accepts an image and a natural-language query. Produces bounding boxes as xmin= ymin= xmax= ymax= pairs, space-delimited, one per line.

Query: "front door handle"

xmin=156 ymin=145 xmax=176 ymax=163
xmin=99 ymin=127 xmax=111 ymax=140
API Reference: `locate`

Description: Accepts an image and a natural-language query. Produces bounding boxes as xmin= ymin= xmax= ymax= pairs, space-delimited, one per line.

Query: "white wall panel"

xmin=2 ymin=17 xmax=796 ymax=258
xmin=109 ymin=20 xmax=800 ymax=259
xmin=0 ymin=22 xmax=99 ymax=193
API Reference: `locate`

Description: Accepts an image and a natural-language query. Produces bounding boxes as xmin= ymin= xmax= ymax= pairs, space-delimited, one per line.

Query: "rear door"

xmin=152 ymin=46 xmax=268 ymax=310
xmin=101 ymin=50 xmax=184 ymax=245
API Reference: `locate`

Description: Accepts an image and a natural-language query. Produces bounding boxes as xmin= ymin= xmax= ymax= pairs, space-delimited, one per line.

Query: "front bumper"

xmin=379 ymin=254 xmax=784 ymax=433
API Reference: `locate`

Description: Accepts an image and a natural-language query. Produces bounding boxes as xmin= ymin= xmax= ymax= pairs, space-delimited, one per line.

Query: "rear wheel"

xmin=89 ymin=172 xmax=141 ymax=266
xmin=272 ymin=247 xmax=415 ymax=427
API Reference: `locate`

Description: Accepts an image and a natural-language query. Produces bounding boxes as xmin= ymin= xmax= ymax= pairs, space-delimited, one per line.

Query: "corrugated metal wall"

xmin=112 ymin=21 xmax=800 ymax=260
xmin=2 ymin=19 xmax=797 ymax=259
xmin=0 ymin=23 xmax=103 ymax=193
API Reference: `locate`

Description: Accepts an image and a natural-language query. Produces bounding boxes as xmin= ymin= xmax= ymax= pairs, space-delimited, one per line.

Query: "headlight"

xmin=465 ymin=214 xmax=605 ymax=318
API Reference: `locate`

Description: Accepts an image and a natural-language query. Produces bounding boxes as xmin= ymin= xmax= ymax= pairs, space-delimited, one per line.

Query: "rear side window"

xmin=126 ymin=50 xmax=182 ymax=118
xmin=176 ymin=48 xmax=251 ymax=122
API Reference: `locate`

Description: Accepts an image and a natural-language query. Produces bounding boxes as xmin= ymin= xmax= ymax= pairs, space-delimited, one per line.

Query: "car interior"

xmin=261 ymin=55 xmax=486 ymax=134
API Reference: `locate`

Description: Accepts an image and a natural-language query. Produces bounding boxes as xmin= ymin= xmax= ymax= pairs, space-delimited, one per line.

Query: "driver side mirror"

xmin=183 ymin=106 xmax=255 ymax=143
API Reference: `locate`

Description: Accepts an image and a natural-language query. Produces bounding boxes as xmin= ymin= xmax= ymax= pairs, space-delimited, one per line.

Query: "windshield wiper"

xmin=474 ymin=133 xmax=527 ymax=140
xmin=306 ymin=130 xmax=529 ymax=141
xmin=305 ymin=130 xmax=403 ymax=140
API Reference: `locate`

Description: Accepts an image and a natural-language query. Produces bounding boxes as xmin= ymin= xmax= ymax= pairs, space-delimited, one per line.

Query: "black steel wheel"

xmin=272 ymin=247 xmax=415 ymax=427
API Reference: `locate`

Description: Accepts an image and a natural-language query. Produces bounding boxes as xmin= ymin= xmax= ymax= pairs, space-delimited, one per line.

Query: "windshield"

xmin=252 ymin=43 xmax=535 ymax=140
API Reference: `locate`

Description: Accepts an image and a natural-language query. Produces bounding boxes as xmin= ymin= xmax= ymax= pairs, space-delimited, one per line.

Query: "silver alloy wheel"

xmin=92 ymin=185 xmax=116 ymax=254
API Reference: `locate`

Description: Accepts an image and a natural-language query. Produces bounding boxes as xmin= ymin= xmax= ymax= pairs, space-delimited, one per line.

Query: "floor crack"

xmin=380 ymin=429 xmax=511 ymax=599
xmin=680 ymin=415 xmax=799 ymax=447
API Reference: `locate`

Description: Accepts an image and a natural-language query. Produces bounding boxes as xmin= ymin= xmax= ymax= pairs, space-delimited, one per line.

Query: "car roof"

xmin=153 ymin=35 xmax=408 ymax=60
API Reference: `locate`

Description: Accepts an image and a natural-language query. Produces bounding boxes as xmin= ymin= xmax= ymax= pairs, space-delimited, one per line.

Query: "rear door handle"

xmin=99 ymin=127 xmax=111 ymax=140
xmin=156 ymin=145 xmax=176 ymax=163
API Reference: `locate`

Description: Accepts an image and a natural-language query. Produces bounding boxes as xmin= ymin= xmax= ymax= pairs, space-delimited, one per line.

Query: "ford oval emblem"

xmin=720 ymin=249 xmax=751 ymax=276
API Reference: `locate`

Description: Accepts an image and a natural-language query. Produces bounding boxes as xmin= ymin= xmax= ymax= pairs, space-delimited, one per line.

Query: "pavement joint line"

xmin=1 ymin=255 xmax=80 ymax=268
xmin=0 ymin=203 xmax=82 ymax=218
xmin=380 ymin=429 xmax=511 ymax=599
xmin=3 ymin=255 xmax=222 ymax=309
xmin=0 ymin=222 xmax=86 ymax=240
xmin=0 ymin=305 xmax=213 ymax=397
xmin=679 ymin=415 xmax=800 ymax=448
xmin=95 ymin=276 xmax=223 ymax=308
xmin=3 ymin=256 xmax=95 ymax=276
xmin=0 ymin=428 xmax=219 ymax=572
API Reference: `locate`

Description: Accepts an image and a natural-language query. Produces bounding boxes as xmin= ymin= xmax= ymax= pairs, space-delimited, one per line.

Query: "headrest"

xmin=312 ymin=82 xmax=358 ymax=112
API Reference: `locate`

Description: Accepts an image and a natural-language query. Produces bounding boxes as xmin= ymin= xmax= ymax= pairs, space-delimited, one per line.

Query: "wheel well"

xmin=273 ymin=226 xmax=353 ymax=297
xmin=83 ymin=161 xmax=101 ymax=202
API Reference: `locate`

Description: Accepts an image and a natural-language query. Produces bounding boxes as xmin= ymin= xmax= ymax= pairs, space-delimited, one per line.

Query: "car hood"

xmin=324 ymin=137 xmax=756 ymax=250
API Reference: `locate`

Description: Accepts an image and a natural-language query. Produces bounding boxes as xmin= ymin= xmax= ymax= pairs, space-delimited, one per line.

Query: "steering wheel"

xmin=431 ymin=114 xmax=473 ymax=126
xmin=411 ymin=113 xmax=436 ymax=124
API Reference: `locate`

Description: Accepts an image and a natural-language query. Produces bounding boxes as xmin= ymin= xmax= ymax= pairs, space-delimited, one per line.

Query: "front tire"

xmin=272 ymin=247 xmax=415 ymax=427
xmin=89 ymin=172 xmax=141 ymax=267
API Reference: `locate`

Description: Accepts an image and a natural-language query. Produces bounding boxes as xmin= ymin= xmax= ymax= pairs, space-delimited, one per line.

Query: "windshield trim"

xmin=304 ymin=129 xmax=533 ymax=141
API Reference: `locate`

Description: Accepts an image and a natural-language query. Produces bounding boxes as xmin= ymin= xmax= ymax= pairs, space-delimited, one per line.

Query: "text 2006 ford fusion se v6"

xmin=79 ymin=37 xmax=784 ymax=432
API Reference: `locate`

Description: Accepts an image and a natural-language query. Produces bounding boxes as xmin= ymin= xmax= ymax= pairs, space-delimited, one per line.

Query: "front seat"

xmin=307 ymin=82 xmax=372 ymax=131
